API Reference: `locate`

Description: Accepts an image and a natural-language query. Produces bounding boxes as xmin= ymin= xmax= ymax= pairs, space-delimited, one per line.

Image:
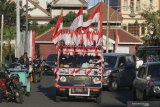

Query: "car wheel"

xmin=95 ymin=94 xmax=101 ymax=104
xmin=55 ymin=96 xmax=61 ymax=102
xmin=111 ymin=81 xmax=118 ymax=91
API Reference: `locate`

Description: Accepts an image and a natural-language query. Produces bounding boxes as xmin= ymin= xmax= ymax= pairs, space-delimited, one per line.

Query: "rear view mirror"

xmin=104 ymin=62 xmax=108 ymax=66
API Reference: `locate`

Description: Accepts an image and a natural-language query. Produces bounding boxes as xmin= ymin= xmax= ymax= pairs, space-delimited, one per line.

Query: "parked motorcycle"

xmin=32 ymin=59 xmax=42 ymax=83
xmin=0 ymin=71 xmax=23 ymax=104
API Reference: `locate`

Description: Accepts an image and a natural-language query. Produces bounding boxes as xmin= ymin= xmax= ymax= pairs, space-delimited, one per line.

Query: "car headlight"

xmin=93 ymin=77 xmax=100 ymax=84
xmin=60 ymin=76 xmax=67 ymax=82
xmin=153 ymin=86 xmax=160 ymax=93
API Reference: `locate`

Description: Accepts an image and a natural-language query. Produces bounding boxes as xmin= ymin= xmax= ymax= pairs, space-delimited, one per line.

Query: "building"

xmin=104 ymin=0 xmax=160 ymax=38
xmin=48 ymin=0 xmax=88 ymax=17
xmin=21 ymin=0 xmax=52 ymax=24
xmin=35 ymin=3 xmax=143 ymax=58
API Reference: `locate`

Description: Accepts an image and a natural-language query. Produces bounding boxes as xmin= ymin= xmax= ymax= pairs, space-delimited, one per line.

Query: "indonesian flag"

xmin=51 ymin=14 xmax=63 ymax=43
xmin=82 ymin=4 xmax=102 ymax=32
xmin=70 ymin=6 xmax=83 ymax=31
xmin=114 ymin=30 xmax=119 ymax=51
xmin=83 ymin=4 xmax=102 ymax=43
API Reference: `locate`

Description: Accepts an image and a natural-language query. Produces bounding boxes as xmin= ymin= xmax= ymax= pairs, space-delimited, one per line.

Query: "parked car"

xmin=103 ymin=53 xmax=136 ymax=91
xmin=133 ymin=62 xmax=160 ymax=100
xmin=44 ymin=54 xmax=57 ymax=75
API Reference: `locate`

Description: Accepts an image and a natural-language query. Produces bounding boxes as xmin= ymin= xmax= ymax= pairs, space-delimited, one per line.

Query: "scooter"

xmin=0 ymin=72 xmax=23 ymax=103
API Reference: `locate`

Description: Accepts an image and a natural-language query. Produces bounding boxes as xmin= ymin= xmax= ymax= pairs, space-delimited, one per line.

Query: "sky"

xmin=88 ymin=0 xmax=104 ymax=6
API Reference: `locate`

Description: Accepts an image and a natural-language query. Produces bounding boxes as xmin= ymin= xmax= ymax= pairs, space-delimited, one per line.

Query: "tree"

xmin=0 ymin=0 xmax=16 ymax=26
xmin=3 ymin=26 xmax=16 ymax=62
xmin=141 ymin=7 xmax=160 ymax=45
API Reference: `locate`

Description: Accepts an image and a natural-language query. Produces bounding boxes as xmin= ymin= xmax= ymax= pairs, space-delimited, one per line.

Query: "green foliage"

xmin=30 ymin=11 xmax=90 ymax=35
xmin=141 ymin=8 xmax=160 ymax=45
xmin=0 ymin=0 xmax=16 ymax=26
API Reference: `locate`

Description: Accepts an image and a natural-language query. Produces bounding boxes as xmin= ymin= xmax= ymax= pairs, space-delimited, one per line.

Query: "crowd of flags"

xmin=51 ymin=4 xmax=119 ymax=50
xmin=51 ymin=4 xmax=103 ymax=46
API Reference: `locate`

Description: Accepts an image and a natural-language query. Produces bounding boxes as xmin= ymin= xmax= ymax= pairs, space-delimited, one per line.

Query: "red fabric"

xmin=51 ymin=15 xmax=63 ymax=41
xmin=114 ymin=30 xmax=119 ymax=50
xmin=32 ymin=31 xmax=36 ymax=61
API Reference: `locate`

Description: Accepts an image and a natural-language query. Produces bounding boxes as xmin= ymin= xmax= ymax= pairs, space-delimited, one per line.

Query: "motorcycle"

xmin=32 ymin=59 xmax=42 ymax=83
xmin=0 ymin=71 xmax=23 ymax=104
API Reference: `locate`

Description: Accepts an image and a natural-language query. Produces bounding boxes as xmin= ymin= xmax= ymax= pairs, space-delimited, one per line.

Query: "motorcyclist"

xmin=32 ymin=55 xmax=43 ymax=82
xmin=19 ymin=52 xmax=29 ymax=68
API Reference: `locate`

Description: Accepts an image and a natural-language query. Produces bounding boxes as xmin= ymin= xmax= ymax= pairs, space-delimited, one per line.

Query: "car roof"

xmin=103 ymin=53 xmax=131 ymax=57
xmin=143 ymin=62 xmax=160 ymax=66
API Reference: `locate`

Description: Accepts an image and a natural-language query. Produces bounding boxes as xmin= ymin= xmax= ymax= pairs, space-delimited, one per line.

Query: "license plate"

xmin=69 ymin=88 xmax=90 ymax=96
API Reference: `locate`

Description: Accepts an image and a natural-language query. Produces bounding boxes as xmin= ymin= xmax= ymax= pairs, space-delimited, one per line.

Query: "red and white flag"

xmin=51 ymin=13 xmax=63 ymax=43
xmin=114 ymin=30 xmax=119 ymax=51
xmin=70 ymin=6 xmax=83 ymax=31
xmin=82 ymin=4 xmax=102 ymax=43
xmin=82 ymin=4 xmax=102 ymax=31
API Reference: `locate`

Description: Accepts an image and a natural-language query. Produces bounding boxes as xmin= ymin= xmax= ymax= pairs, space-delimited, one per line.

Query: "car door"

xmin=117 ymin=56 xmax=127 ymax=85
xmin=134 ymin=67 xmax=147 ymax=92
xmin=125 ymin=55 xmax=136 ymax=86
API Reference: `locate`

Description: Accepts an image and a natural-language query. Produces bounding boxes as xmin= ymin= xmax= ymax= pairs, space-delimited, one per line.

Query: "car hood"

xmin=151 ymin=79 xmax=160 ymax=85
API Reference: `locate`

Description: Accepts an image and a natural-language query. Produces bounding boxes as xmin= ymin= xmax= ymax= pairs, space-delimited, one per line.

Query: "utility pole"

xmin=0 ymin=14 xmax=4 ymax=64
xmin=106 ymin=0 xmax=110 ymax=53
xmin=25 ymin=0 xmax=29 ymax=52
xmin=16 ymin=0 xmax=20 ymax=58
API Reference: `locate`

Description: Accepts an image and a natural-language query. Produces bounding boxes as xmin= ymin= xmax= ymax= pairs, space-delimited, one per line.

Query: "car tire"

xmin=16 ymin=93 xmax=23 ymax=104
xmin=111 ymin=81 xmax=118 ymax=91
xmin=95 ymin=94 xmax=101 ymax=104
xmin=55 ymin=96 xmax=61 ymax=102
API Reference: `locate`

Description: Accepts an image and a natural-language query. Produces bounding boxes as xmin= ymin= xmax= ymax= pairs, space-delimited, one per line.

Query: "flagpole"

xmin=0 ymin=14 xmax=4 ymax=64
xmin=106 ymin=0 xmax=110 ymax=53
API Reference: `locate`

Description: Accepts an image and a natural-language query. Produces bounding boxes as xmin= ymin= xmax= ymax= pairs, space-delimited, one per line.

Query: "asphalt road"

xmin=0 ymin=75 xmax=133 ymax=107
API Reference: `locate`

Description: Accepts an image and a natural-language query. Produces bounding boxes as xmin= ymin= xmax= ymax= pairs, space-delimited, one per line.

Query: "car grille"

xmin=67 ymin=76 xmax=91 ymax=83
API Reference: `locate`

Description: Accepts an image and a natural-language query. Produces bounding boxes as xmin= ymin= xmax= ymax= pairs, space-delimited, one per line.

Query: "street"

xmin=0 ymin=75 xmax=133 ymax=107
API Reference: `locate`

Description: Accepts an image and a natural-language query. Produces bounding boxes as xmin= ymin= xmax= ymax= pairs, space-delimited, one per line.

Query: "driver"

xmin=19 ymin=52 xmax=29 ymax=67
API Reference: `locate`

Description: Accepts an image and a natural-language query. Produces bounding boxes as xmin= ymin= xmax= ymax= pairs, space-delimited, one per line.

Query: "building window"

xmin=141 ymin=26 xmax=145 ymax=35
xmin=136 ymin=0 xmax=141 ymax=11
xmin=150 ymin=0 xmax=153 ymax=7
xmin=123 ymin=0 xmax=128 ymax=11
xmin=130 ymin=0 xmax=134 ymax=12
xmin=128 ymin=24 xmax=140 ymax=36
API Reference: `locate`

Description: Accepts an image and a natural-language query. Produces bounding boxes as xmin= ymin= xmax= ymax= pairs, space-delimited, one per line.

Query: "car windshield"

xmin=148 ymin=64 xmax=160 ymax=78
xmin=59 ymin=54 xmax=101 ymax=68
xmin=46 ymin=54 xmax=57 ymax=62
xmin=104 ymin=56 xmax=117 ymax=68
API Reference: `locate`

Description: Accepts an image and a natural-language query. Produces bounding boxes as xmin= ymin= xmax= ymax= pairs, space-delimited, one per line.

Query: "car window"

xmin=104 ymin=56 xmax=117 ymax=68
xmin=137 ymin=67 xmax=146 ymax=78
xmin=148 ymin=64 xmax=160 ymax=78
xmin=125 ymin=55 xmax=134 ymax=65
xmin=118 ymin=57 xmax=126 ymax=67
xmin=47 ymin=54 xmax=57 ymax=62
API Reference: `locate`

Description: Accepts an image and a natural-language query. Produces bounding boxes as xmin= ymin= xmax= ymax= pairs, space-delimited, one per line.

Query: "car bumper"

xmin=56 ymin=87 xmax=101 ymax=97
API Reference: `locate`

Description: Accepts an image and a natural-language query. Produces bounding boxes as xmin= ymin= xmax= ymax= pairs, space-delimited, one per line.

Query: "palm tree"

xmin=0 ymin=0 xmax=16 ymax=62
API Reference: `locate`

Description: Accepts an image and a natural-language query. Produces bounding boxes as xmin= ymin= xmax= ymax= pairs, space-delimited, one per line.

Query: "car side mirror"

xmin=146 ymin=75 xmax=151 ymax=80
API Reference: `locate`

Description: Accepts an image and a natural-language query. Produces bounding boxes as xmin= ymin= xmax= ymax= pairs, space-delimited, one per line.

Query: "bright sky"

xmin=88 ymin=0 xmax=104 ymax=6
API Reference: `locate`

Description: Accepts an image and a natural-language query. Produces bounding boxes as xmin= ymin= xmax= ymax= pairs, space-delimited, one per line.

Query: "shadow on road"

xmin=98 ymin=104 xmax=126 ymax=107
xmin=113 ymin=88 xmax=133 ymax=105
xmin=37 ymin=85 xmax=56 ymax=101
